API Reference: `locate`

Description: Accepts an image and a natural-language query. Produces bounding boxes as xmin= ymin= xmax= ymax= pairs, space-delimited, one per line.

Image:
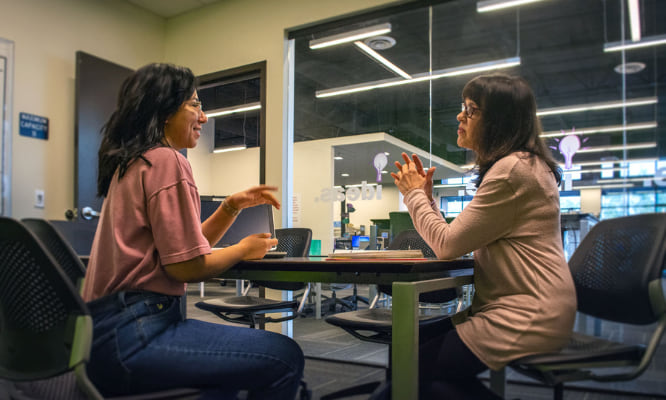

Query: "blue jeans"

xmin=86 ymin=291 xmax=304 ymax=400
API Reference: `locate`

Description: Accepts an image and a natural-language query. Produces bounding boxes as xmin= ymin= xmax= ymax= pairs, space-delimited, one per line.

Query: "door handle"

xmin=81 ymin=206 xmax=100 ymax=220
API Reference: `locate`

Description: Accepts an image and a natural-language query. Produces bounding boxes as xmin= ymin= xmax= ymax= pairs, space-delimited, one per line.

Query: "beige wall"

xmin=164 ymin=0 xmax=402 ymax=226
xmin=580 ymin=188 xmax=602 ymax=216
xmin=1 ymin=0 xmax=400 ymax=220
xmin=0 ymin=0 xmax=165 ymax=219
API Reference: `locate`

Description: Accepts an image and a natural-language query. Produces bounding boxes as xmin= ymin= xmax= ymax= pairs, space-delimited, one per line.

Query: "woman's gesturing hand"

xmin=390 ymin=153 xmax=436 ymax=200
xmin=225 ymin=185 xmax=281 ymax=211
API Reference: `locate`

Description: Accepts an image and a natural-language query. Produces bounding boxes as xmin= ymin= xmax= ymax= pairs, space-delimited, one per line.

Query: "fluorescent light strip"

xmin=309 ymin=23 xmax=391 ymax=50
xmin=433 ymin=183 xmax=467 ymax=188
xmin=316 ymin=57 xmax=520 ymax=98
xmin=465 ymin=157 xmax=658 ymax=171
xmin=576 ymin=142 xmax=656 ymax=154
xmin=604 ymin=33 xmax=666 ymax=52
xmin=574 ymin=183 xmax=635 ymax=189
xmin=628 ymin=0 xmax=641 ymax=41
xmin=540 ymin=122 xmax=657 ymax=138
xmin=206 ymin=102 xmax=261 ymax=118
xmin=563 ymin=158 xmax=657 ymax=168
xmin=537 ymin=97 xmax=657 ymax=116
xmin=346 ymin=182 xmax=380 ymax=188
xmin=563 ymin=167 xmax=627 ymax=174
xmin=477 ymin=0 xmax=548 ymax=13
xmin=213 ymin=145 xmax=247 ymax=153
xmin=354 ymin=41 xmax=412 ymax=79
xmin=597 ymin=177 xmax=653 ymax=184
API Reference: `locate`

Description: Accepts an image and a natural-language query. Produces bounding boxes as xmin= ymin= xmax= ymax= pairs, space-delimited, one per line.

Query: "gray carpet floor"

xmin=187 ymin=281 xmax=666 ymax=400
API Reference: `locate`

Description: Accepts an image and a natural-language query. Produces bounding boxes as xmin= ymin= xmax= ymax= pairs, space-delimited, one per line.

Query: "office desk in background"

xmin=221 ymin=256 xmax=474 ymax=400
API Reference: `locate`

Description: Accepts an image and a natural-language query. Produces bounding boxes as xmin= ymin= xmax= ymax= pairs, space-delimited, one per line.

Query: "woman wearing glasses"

xmin=82 ymin=63 xmax=304 ymax=400
xmin=392 ymin=74 xmax=576 ymax=399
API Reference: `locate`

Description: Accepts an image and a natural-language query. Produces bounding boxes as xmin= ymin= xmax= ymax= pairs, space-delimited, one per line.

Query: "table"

xmin=220 ymin=256 xmax=474 ymax=400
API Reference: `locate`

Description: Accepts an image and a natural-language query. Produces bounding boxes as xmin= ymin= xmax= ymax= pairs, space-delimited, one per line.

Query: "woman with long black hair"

xmin=83 ymin=63 xmax=304 ymax=400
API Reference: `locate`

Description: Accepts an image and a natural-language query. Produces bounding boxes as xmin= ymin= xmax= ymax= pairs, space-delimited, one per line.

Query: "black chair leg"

xmin=320 ymin=381 xmax=382 ymax=400
xmin=368 ymin=381 xmax=390 ymax=400
xmin=554 ymin=383 xmax=563 ymax=400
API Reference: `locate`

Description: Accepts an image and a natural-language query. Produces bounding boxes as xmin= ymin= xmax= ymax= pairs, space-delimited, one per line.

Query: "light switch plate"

xmin=34 ymin=189 xmax=45 ymax=208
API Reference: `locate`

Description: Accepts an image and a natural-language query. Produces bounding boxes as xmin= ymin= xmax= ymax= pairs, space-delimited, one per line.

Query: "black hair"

xmin=97 ymin=63 xmax=197 ymax=197
xmin=462 ymin=73 xmax=562 ymax=187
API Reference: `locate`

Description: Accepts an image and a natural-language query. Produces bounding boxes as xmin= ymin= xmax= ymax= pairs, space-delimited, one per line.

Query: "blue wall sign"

xmin=19 ymin=112 xmax=49 ymax=140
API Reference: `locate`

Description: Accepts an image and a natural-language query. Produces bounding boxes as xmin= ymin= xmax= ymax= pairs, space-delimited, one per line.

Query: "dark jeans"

xmin=419 ymin=318 xmax=502 ymax=400
xmin=86 ymin=291 xmax=304 ymax=400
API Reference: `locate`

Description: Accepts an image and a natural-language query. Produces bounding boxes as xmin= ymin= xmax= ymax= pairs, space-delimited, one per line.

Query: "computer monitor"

xmin=351 ymin=235 xmax=370 ymax=250
xmin=200 ymin=198 xmax=275 ymax=247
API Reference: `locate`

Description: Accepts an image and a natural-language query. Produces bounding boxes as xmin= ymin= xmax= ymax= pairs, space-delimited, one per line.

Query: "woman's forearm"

xmin=164 ymin=246 xmax=245 ymax=283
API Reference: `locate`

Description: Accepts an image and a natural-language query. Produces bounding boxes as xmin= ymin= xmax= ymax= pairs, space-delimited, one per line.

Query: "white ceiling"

xmin=125 ymin=0 xmax=222 ymax=18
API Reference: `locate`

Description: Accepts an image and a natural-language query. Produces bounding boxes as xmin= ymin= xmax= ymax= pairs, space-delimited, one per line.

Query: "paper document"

xmin=327 ymin=249 xmax=424 ymax=259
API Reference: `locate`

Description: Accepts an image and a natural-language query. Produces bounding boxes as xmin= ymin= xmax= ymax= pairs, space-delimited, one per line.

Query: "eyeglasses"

xmin=189 ymin=99 xmax=203 ymax=110
xmin=461 ymin=102 xmax=481 ymax=119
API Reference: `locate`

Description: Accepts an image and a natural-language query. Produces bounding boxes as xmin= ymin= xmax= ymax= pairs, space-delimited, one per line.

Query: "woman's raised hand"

xmin=225 ymin=185 xmax=280 ymax=211
xmin=411 ymin=154 xmax=436 ymax=203
xmin=390 ymin=153 xmax=436 ymax=199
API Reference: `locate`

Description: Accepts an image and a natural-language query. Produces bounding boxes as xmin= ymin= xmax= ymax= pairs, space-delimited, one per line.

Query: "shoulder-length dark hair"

xmin=97 ymin=63 xmax=197 ymax=197
xmin=462 ymin=73 xmax=561 ymax=187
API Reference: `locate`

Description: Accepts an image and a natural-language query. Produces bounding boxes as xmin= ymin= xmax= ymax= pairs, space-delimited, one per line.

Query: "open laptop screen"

xmin=200 ymin=199 xmax=275 ymax=248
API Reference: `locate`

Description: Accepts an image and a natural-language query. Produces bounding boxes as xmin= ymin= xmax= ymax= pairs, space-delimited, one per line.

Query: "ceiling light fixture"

xmin=628 ymin=0 xmax=641 ymax=41
xmin=604 ymin=33 xmax=666 ymax=52
xmin=574 ymin=183 xmax=635 ymax=190
xmin=213 ymin=145 xmax=247 ymax=153
xmin=614 ymin=61 xmax=646 ymax=74
xmin=206 ymin=102 xmax=261 ymax=118
xmin=316 ymin=57 xmax=520 ymax=98
xmin=563 ymin=167 xmax=628 ymax=174
xmin=576 ymin=142 xmax=656 ymax=154
xmin=540 ymin=121 xmax=657 ymax=138
xmin=563 ymin=158 xmax=657 ymax=168
xmin=597 ymin=177 xmax=653 ymax=184
xmin=433 ymin=183 xmax=467 ymax=188
xmin=537 ymin=97 xmax=657 ymax=116
xmin=354 ymin=41 xmax=412 ymax=79
xmin=309 ymin=23 xmax=392 ymax=50
xmin=477 ymin=0 xmax=548 ymax=13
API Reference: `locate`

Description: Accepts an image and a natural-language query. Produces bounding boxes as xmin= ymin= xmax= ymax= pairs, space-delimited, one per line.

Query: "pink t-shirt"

xmin=82 ymin=147 xmax=211 ymax=301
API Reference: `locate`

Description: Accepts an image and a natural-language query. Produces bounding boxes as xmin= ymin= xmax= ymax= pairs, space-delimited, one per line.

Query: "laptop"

xmin=201 ymin=200 xmax=287 ymax=258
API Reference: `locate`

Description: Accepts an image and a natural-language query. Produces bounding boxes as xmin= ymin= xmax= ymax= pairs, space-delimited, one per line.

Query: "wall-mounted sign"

xmin=19 ymin=112 xmax=48 ymax=140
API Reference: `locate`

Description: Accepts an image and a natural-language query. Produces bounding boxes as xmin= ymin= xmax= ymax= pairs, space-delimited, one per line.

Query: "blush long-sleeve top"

xmin=403 ymin=152 xmax=577 ymax=370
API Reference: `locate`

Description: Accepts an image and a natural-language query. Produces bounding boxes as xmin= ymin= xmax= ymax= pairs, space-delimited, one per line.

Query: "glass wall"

xmin=289 ymin=0 xmax=665 ymax=253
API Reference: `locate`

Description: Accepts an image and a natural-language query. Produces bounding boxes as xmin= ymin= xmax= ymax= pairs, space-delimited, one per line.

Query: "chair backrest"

xmin=275 ymin=228 xmax=312 ymax=257
xmin=382 ymin=229 xmax=457 ymax=303
xmin=46 ymin=219 xmax=97 ymax=257
xmin=22 ymin=218 xmax=86 ymax=288
xmin=570 ymin=213 xmax=666 ymax=325
xmin=256 ymin=228 xmax=312 ymax=291
xmin=0 ymin=217 xmax=91 ymax=381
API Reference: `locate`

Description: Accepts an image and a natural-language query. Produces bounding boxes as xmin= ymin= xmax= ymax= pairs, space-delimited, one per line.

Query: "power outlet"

xmin=34 ymin=189 xmax=45 ymax=208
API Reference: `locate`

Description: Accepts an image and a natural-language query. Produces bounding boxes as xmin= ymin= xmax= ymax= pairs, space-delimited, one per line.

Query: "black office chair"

xmin=22 ymin=218 xmax=87 ymax=289
xmin=0 ymin=217 xmax=200 ymax=400
xmin=196 ymin=228 xmax=313 ymax=328
xmin=322 ymin=230 xmax=464 ymax=400
xmin=506 ymin=213 xmax=666 ymax=400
